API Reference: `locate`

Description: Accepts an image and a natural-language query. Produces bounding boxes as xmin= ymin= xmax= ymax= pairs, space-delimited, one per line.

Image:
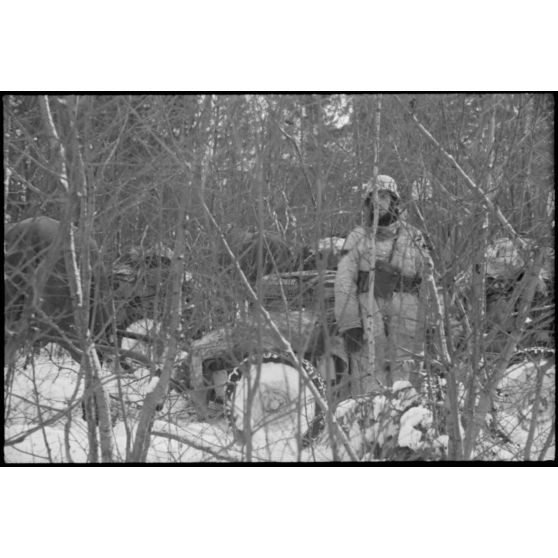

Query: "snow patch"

xmin=398 ymin=406 xmax=433 ymax=450
xmin=229 ymin=361 xmax=316 ymax=439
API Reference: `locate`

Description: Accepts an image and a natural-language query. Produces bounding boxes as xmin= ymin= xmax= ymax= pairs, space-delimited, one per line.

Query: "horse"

xmin=4 ymin=216 xmax=114 ymax=366
xmin=4 ymin=217 xmax=179 ymax=368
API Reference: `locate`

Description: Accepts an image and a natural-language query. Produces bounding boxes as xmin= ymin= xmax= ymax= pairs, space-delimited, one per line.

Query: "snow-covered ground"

xmin=472 ymin=357 xmax=555 ymax=461
xmin=4 ymin=337 xmax=555 ymax=463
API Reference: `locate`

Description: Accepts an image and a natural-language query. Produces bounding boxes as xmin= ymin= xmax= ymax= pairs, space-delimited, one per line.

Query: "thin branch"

xmin=151 ymin=430 xmax=240 ymax=462
xmin=273 ymin=119 xmax=317 ymax=208
xmin=524 ymin=359 xmax=554 ymax=460
xmin=393 ymin=95 xmax=528 ymax=252
xmin=128 ymin=180 xmax=189 ymax=462
xmin=465 ymin=249 xmax=546 ymax=454
xmin=538 ymin=422 xmax=555 ymax=461
xmin=199 ymin=196 xmax=360 ymax=461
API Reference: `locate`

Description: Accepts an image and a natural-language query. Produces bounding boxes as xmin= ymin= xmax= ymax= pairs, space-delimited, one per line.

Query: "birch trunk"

xmin=40 ymin=95 xmax=114 ymax=462
xmin=66 ymin=96 xmax=114 ymax=463
xmin=422 ymin=263 xmax=462 ymax=459
xmin=366 ymin=95 xmax=381 ymax=383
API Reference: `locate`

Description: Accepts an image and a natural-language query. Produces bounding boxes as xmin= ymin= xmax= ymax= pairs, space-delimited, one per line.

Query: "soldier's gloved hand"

xmin=343 ymin=327 xmax=364 ymax=353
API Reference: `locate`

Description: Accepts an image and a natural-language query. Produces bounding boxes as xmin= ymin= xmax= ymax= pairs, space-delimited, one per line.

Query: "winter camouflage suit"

xmin=334 ymin=175 xmax=433 ymax=395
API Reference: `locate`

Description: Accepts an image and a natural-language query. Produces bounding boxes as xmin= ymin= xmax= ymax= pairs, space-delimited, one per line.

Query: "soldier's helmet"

xmin=362 ymin=174 xmax=400 ymax=200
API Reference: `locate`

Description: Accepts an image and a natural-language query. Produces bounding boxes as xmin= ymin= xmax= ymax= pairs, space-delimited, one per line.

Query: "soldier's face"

xmin=377 ymin=191 xmax=392 ymax=215
xmin=365 ymin=191 xmax=399 ymax=227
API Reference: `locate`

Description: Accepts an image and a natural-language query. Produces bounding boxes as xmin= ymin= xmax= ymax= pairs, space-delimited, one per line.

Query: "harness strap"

xmin=387 ymin=225 xmax=400 ymax=265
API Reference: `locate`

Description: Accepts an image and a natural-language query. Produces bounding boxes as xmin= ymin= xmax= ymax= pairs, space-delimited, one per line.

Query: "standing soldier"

xmin=334 ymin=175 xmax=433 ymax=395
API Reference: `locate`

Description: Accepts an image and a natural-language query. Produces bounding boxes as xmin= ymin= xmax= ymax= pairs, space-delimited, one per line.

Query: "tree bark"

xmin=366 ymin=95 xmax=381 ymax=383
